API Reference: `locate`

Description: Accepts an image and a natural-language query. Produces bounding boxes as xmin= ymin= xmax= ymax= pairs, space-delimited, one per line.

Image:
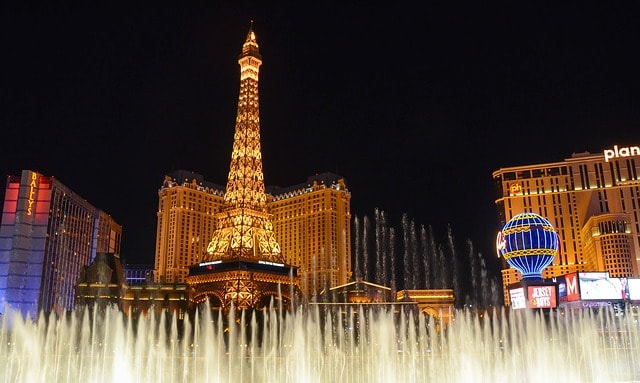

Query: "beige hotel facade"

xmin=153 ymin=170 xmax=351 ymax=299
xmin=493 ymin=145 xmax=640 ymax=304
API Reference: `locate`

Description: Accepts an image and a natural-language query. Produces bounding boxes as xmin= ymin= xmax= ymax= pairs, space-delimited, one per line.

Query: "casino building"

xmin=0 ymin=170 xmax=121 ymax=317
xmin=493 ymin=147 xmax=640 ymax=304
xmin=153 ymin=171 xmax=352 ymax=300
xmin=154 ymin=170 xmax=225 ymax=284
xmin=267 ymin=173 xmax=351 ymax=299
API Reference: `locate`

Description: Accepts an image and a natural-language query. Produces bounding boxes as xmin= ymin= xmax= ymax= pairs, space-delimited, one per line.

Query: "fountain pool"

xmin=1 ymin=304 xmax=639 ymax=382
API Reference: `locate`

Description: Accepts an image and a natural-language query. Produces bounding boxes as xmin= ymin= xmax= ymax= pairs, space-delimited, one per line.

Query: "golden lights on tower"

xmin=204 ymin=24 xmax=283 ymax=264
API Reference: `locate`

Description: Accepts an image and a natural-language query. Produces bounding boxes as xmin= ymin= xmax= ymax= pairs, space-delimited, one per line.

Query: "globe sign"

xmin=496 ymin=212 xmax=559 ymax=279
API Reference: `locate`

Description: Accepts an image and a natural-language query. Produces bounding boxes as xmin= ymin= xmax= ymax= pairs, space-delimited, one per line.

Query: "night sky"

xmin=2 ymin=3 xmax=639 ymax=278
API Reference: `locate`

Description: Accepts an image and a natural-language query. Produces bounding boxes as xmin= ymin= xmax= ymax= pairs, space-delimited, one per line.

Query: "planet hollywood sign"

xmin=604 ymin=145 xmax=640 ymax=162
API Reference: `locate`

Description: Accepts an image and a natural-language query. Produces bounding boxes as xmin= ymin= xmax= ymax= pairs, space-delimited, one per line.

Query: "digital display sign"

xmin=559 ymin=272 xmax=580 ymax=302
xmin=578 ymin=273 xmax=626 ymax=301
xmin=628 ymin=278 xmax=640 ymax=301
xmin=527 ymin=285 xmax=557 ymax=309
xmin=509 ymin=287 xmax=527 ymax=309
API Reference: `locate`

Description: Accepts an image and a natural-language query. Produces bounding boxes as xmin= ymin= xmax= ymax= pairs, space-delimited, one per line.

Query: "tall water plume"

xmin=445 ymin=225 xmax=458 ymax=296
xmin=352 ymin=209 xmax=501 ymax=307
xmin=353 ymin=215 xmax=362 ymax=279
xmin=363 ymin=215 xmax=371 ymax=282
xmin=408 ymin=217 xmax=418 ymax=289
xmin=402 ymin=213 xmax=412 ymax=289
xmin=388 ymin=227 xmax=396 ymax=289
xmin=468 ymin=239 xmax=480 ymax=305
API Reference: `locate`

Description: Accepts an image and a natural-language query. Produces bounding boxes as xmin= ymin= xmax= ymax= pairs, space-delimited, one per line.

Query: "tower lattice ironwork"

xmin=188 ymin=24 xmax=300 ymax=312
xmin=204 ymin=24 xmax=283 ymax=263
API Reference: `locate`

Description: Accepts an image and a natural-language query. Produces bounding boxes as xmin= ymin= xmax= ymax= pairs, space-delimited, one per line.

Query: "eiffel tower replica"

xmin=187 ymin=24 xmax=301 ymax=312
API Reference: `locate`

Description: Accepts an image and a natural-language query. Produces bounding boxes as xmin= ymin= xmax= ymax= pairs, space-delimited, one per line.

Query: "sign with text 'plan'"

xmin=604 ymin=145 xmax=640 ymax=162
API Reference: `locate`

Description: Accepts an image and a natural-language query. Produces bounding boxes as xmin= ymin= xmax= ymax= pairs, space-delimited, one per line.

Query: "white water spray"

xmin=1 ymin=304 xmax=639 ymax=382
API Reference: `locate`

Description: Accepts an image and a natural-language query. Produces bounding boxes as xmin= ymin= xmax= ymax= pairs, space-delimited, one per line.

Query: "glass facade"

xmin=0 ymin=170 xmax=121 ymax=317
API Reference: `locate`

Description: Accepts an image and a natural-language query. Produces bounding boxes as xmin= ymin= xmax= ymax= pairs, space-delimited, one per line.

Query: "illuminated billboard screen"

xmin=564 ymin=273 xmax=580 ymax=302
xmin=509 ymin=287 xmax=527 ymax=309
xmin=628 ymin=279 xmax=640 ymax=301
xmin=578 ymin=273 xmax=625 ymax=301
xmin=527 ymin=285 xmax=557 ymax=309
xmin=557 ymin=279 xmax=566 ymax=299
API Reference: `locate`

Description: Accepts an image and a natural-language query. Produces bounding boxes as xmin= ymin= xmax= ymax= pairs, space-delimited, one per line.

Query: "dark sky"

xmin=1 ymin=3 xmax=639 ymax=273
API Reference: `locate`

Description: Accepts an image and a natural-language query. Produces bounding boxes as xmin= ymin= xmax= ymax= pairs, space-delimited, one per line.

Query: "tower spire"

xmin=187 ymin=24 xmax=300 ymax=313
xmin=225 ymin=21 xmax=264 ymax=210
xmin=205 ymin=23 xmax=282 ymax=262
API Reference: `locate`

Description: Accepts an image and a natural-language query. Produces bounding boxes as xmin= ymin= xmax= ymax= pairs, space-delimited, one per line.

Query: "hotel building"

xmin=153 ymin=170 xmax=225 ymax=284
xmin=268 ymin=173 xmax=351 ymax=298
xmin=493 ymin=146 xmax=640 ymax=304
xmin=154 ymin=171 xmax=352 ymax=300
xmin=0 ymin=170 xmax=121 ymax=317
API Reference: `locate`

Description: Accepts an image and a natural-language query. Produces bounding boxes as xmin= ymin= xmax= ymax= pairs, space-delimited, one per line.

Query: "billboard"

xmin=578 ymin=273 xmax=626 ymax=301
xmin=527 ymin=285 xmax=557 ymax=309
xmin=509 ymin=287 xmax=527 ymax=309
xmin=557 ymin=272 xmax=580 ymax=303
xmin=627 ymin=278 xmax=640 ymax=301
xmin=565 ymin=273 xmax=580 ymax=302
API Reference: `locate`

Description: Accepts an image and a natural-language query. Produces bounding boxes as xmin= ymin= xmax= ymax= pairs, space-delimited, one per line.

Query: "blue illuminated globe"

xmin=496 ymin=212 xmax=559 ymax=279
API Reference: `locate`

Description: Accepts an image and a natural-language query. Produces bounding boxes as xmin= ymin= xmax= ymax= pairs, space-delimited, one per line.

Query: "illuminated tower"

xmin=204 ymin=25 xmax=281 ymax=262
xmin=187 ymin=24 xmax=300 ymax=311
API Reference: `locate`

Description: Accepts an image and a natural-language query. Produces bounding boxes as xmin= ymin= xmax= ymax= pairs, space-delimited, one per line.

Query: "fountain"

xmin=1 ymin=302 xmax=640 ymax=382
xmin=352 ymin=209 xmax=502 ymax=307
xmin=2 ymin=210 xmax=637 ymax=382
